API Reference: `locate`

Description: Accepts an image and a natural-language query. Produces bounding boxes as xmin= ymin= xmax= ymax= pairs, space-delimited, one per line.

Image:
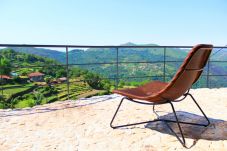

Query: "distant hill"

xmin=0 ymin=48 xmax=66 ymax=78
xmin=7 ymin=47 xmax=65 ymax=63
xmin=67 ymin=44 xmax=189 ymax=81
xmin=1 ymin=43 xmax=189 ymax=79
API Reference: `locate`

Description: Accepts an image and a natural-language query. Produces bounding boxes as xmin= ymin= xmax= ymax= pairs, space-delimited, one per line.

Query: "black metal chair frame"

xmin=110 ymin=89 xmax=210 ymax=147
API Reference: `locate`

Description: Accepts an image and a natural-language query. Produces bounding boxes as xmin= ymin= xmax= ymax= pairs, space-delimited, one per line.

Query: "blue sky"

xmin=0 ymin=0 xmax=226 ymax=46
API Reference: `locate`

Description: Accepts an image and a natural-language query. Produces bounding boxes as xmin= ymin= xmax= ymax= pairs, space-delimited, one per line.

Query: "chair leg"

xmin=159 ymin=94 xmax=210 ymax=127
xmin=166 ymin=101 xmax=186 ymax=146
xmin=110 ymin=97 xmax=125 ymax=129
xmin=156 ymin=94 xmax=210 ymax=147
xmin=187 ymin=93 xmax=210 ymax=126
xmin=110 ymin=97 xmax=159 ymax=129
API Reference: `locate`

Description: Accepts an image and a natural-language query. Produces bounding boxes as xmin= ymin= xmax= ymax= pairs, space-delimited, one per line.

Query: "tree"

xmin=56 ymin=68 xmax=67 ymax=78
xmin=34 ymin=91 xmax=44 ymax=105
xmin=44 ymin=76 xmax=53 ymax=84
xmin=0 ymin=57 xmax=11 ymax=75
xmin=83 ymin=72 xmax=113 ymax=91
xmin=118 ymin=80 xmax=125 ymax=88
xmin=84 ymin=72 xmax=103 ymax=89
xmin=0 ymin=95 xmax=6 ymax=109
xmin=20 ymin=68 xmax=31 ymax=76
xmin=101 ymin=79 xmax=112 ymax=91
xmin=70 ymin=67 xmax=82 ymax=77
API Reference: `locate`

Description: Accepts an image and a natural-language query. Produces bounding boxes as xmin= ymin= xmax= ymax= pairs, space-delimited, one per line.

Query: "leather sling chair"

xmin=110 ymin=44 xmax=213 ymax=147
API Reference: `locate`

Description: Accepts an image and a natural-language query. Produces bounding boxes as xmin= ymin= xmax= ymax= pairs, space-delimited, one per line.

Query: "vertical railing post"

xmin=1 ymin=75 xmax=3 ymax=96
xmin=66 ymin=46 xmax=70 ymax=100
xmin=163 ymin=47 xmax=166 ymax=82
xmin=116 ymin=47 xmax=119 ymax=89
xmin=0 ymin=55 xmax=3 ymax=96
xmin=206 ymin=58 xmax=210 ymax=88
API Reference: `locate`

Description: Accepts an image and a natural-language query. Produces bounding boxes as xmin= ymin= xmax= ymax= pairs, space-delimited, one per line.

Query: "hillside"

xmin=4 ymin=43 xmax=189 ymax=63
xmin=1 ymin=44 xmax=190 ymax=81
xmin=8 ymin=47 xmax=66 ymax=63
xmin=1 ymin=43 xmax=227 ymax=87
xmin=0 ymin=48 xmax=65 ymax=78
xmin=0 ymin=49 xmax=104 ymax=109
xmin=68 ymin=46 xmax=188 ymax=81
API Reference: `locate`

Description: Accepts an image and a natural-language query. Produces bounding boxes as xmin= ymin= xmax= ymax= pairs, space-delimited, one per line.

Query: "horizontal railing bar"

xmin=67 ymin=75 xmax=225 ymax=81
xmin=11 ymin=64 xmax=66 ymax=68
xmin=164 ymin=75 xmax=208 ymax=77
xmin=0 ymin=44 xmax=227 ymax=49
xmin=13 ymin=74 xmax=225 ymax=85
xmin=117 ymin=75 xmax=164 ymax=79
xmin=166 ymin=74 xmax=227 ymax=77
xmin=69 ymin=61 xmax=161 ymax=65
xmin=7 ymin=71 xmax=225 ymax=78
xmin=164 ymin=60 xmax=183 ymax=62
xmin=207 ymin=75 xmax=227 ymax=76
xmin=10 ymin=61 xmax=184 ymax=68
xmin=209 ymin=61 xmax=227 ymax=63
xmin=6 ymin=62 xmax=227 ymax=69
xmin=9 ymin=63 xmax=227 ymax=77
xmin=120 ymin=61 xmax=185 ymax=63
xmin=70 ymin=61 xmax=167 ymax=65
xmin=107 ymin=75 xmax=164 ymax=80
xmin=72 ymin=74 xmax=227 ymax=82
xmin=69 ymin=75 xmax=165 ymax=81
xmin=166 ymin=74 xmax=227 ymax=76
xmin=8 ymin=61 xmax=227 ymax=68
xmin=61 ymin=60 xmax=184 ymax=65
xmin=11 ymin=61 xmax=212 ymax=68
xmin=0 ymin=44 xmax=192 ymax=48
xmin=119 ymin=61 xmax=166 ymax=64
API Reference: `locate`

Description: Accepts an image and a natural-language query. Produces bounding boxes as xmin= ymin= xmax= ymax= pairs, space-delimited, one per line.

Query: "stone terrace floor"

xmin=0 ymin=88 xmax=227 ymax=151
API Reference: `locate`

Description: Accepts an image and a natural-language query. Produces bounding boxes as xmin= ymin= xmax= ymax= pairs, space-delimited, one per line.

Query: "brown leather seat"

xmin=113 ymin=44 xmax=213 ymax=103
xmin=113 ymin=81 xmax=168 ymax=102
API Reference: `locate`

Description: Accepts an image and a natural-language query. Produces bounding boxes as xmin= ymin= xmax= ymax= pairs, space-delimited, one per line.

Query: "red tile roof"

xmin=0 ymin=75 xmax=12 ymax=79
xmin=28 ymin=72 xmax=45 ymax=77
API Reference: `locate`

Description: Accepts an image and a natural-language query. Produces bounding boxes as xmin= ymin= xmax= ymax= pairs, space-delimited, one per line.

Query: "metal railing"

xmin=0 ymin=44 xmax=227 ymax=100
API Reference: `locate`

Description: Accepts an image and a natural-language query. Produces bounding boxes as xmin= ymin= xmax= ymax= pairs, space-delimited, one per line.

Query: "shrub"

xmin=14 ymin=99 xmax=35 ymax=108
xmin=12 ymin=76 xmax=22 ymax=84
xmin=10 ymin=97 xmax=19 ymax=109
xmin=34 ymin=92 xmax=44 ymax=105
xmin=0 ymin=102 xmax=5 ymax=109
xmin=84 ymin=72 xmax=103 ymax=89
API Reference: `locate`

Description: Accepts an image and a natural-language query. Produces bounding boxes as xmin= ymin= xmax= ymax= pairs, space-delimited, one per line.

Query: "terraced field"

xmin=1 ymin=84 xmax=34 ymax=99
xmin=0 ymin=79 xmax=107 ymax=109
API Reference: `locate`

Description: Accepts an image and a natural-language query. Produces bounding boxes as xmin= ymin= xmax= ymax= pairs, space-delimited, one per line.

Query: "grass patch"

xmin=2 ymin=83 xmax=34 ymax=99
xmin=14 ymin=99 xmax=35 ymax=108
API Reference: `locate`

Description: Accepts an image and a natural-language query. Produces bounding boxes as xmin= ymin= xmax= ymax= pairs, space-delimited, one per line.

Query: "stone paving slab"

xmin=0 ymin=88 xmax=227 ymax=151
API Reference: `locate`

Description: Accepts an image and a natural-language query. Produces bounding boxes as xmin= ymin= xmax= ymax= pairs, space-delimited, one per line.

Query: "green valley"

xmin=0 ymin=43 xmax=227 ymax=109
xmin=0 ymin=48 xmax=111 ymax=109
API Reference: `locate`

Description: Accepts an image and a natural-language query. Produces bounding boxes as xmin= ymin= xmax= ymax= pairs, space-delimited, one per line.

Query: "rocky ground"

xmin=0 ymin=88 xmax=227 ymax=151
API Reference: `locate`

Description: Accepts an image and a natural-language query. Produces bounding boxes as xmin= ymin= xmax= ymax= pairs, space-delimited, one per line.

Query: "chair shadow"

xmin=145 ymin=111 xmax=227 ymax=142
